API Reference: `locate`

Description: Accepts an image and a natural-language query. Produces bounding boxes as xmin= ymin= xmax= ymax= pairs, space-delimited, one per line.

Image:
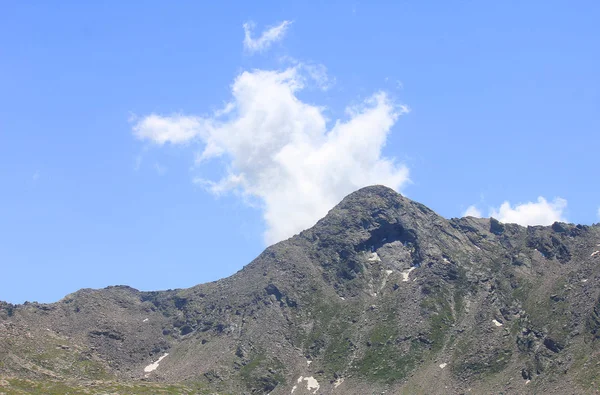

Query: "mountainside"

xmin=2 ymin=185 xmax=600 ymax=394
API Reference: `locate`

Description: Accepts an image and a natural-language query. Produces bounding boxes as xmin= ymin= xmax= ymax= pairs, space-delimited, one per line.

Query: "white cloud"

xmin=490 ymin=197 xmax=567 ymax=226
xmin=243 ymin=20 xmax=292 ymax=53
xmin=133 ymin=66 xmax=409 ymax=245
xmin=463 ymin=205 xmax=482 ymax=218
xmin=132 ymin=114 xmax=204 ymax=145
xmin=303 ymin=63 xmax=333 ymax=91
xmin=277 ymin=56 xmax=334 ymax=91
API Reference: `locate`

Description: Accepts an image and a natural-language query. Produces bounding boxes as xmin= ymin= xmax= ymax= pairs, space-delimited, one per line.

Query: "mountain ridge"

xmin=2 ymin=185 xmax=600 ymax=394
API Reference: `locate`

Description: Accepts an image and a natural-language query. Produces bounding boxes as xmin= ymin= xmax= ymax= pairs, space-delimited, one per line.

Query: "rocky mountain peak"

xmin=319 ymin=185 xmax=433 ymax=223
xmin=307 ymin=186 xmax=439 ymax=240
xmin=2 ymin=186 xmax=600 ymax=395
xmin=301 ymin=186 xmax=453 ymax=267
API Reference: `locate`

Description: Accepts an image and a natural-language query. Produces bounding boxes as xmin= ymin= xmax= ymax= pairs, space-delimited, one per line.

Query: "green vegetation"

xmin=570 ymin=345 xmax=600 ymax=391
xmin=420 ymin=286 xmax=456 ymax=352
xmin=239 ymin=352 xmax=286 ymax=393
xmin=323 ymin=322 xmax=354 ymax=374
xmin=1 ymin=378 xmax=213 ymax=395
xmin=456 ymin=348 xmax=512 ymax=376
xmin=239 ymin=353 xmax=265 ymax=379
xmin=5 ymin=333 xmax=114 ymax=382
xmin=522 ymin=278 xmax=572 ymax=345
xmin=296 ymin=293 xmax=358 ymax=363
xmin=353 ymin=323 xmax=423 ymax=383
xmin=354 ymin=342 xmax=421 ymax=383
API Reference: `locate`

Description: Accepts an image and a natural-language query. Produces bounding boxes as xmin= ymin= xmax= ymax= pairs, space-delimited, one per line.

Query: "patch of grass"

xmin=26 ymin=343 xmax=112 ymax=381
xmin=463 ymin=349 xmax=512 ymax=376
xmin=352 ymin=307 xmax=425 ymax=384
xmin=451 ymin=336 xmax=512 ymax=379
xmin=72 ymin=359 xmax=111 ymax=380
xmin=2 ymin=378 xmax=213 ymax=395
xmin=296 ymin=293 xmax=359 ymax=359
xmin=568 ymin=343 xmax=600 ymax=391
xmin=323 ymin=323 xmax=354 ymax=374
xmin=353 ymin=334 xmax=423 ymax=383
xmin=239 ymin=353 xmax=265 ymax=379
xmin=239 ymin=352 xmax=286 ymax=393
xmin=511 ymin=278 xmax=532 ymax=301
xmin=453 ymin=288 xmax=465 ymax=319
xmin=420 ymin=287 xmax=455 ymax=352
xmin=522 ymin=278 xmax=572 ymax=344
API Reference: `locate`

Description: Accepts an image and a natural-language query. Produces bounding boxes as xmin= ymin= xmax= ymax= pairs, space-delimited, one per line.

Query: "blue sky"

xmin=1 ymin=1 xmax=599 ymax=304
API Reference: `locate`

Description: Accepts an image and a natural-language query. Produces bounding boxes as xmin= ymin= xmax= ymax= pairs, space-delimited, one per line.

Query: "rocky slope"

xmin=2 ymin=185 xmax=600 ymax=394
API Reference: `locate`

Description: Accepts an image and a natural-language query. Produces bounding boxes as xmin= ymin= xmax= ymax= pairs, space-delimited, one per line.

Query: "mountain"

xmin=1 ymin=185 xmax=600 ymax=394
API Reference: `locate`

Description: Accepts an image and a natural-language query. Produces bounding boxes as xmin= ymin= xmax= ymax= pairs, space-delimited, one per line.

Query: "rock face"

xmin=2 ymin=185 xmax=600 ymax=394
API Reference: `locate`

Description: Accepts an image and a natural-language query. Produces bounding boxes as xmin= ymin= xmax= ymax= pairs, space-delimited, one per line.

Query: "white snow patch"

xmin=525 ymin=380 xmax=531 ymax=385
xmin=474 ymin=245 xmax=481 ymax=250
xmin=582 ymin=279 xmax=588 ymax=283
xmin=339 ymin=296 xmax=345 ymax=300
xmin=368 ymin=252 xmax=381 ymax=262
xmin=402 ymin=267 xmax=416 ymax=282
xmin=334 ymin=377 xmax=344 ymax=388
xmin=442 ymin=257 xmax=450 ymax=264
xmin=385 ymin=270 xmax=393 ymax=275
xmin=291 ymin=384 xmax=297 ymax=394
xmin=307 ymin=359 xmax=312 ymax=366
xmin=297 ymin=376 xmax=303 ymax=383
xmin=143 ymin=318 xmax=149 ymax=322
xmin=303 ymin=376 xmax=320 ymax=393
xmin=144 ymin=353 xmax=168 ymax=373
xmin=492 ymin=319 xmax=503 ymax=327
xmin=439 ymin=363 xmax=447 ymax=369
xmin=591 ymin=251 xmax=600 ymax=257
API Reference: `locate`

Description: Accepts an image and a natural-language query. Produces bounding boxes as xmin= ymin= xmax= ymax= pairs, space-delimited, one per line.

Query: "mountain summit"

xmin=1 ymin=186 xmax=600 ymax=394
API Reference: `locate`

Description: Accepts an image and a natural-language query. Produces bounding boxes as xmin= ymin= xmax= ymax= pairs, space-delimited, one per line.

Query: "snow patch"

xmin=291 ymin=385 xmax=297 ymax=393
xmin=591 ymin=251 xmax=600 ymax=257
xmin=307 ymin=359 xmax=312 ymax=366
xmin=334 ymin=377 xmax=344 ymax=388
xmin=402 ymin=267 xmax=416 ymax=282
xmin=442 ymin=257 xmax=450 ymax=264
xmin=303 ymin=376 xmax=320 ymax=393
xmin=339 ymin=296 xmax=345 ymax=300
xmin=492 ymin=319 xmax=503 ymax=327
xmin=439 ymin=363 xmax=447 ymax=369
xmin=368 ymin=252 xmax=381 ymax=262
xmin=525 ymin=380 xmax=531 ymax=385
xmin=143 ymin=318 xmax=149 ymax=322
xmin=144 ymin=353 xmax=168 ymax=373
xmin=582 ymin=279 xmax=588 ymax=283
